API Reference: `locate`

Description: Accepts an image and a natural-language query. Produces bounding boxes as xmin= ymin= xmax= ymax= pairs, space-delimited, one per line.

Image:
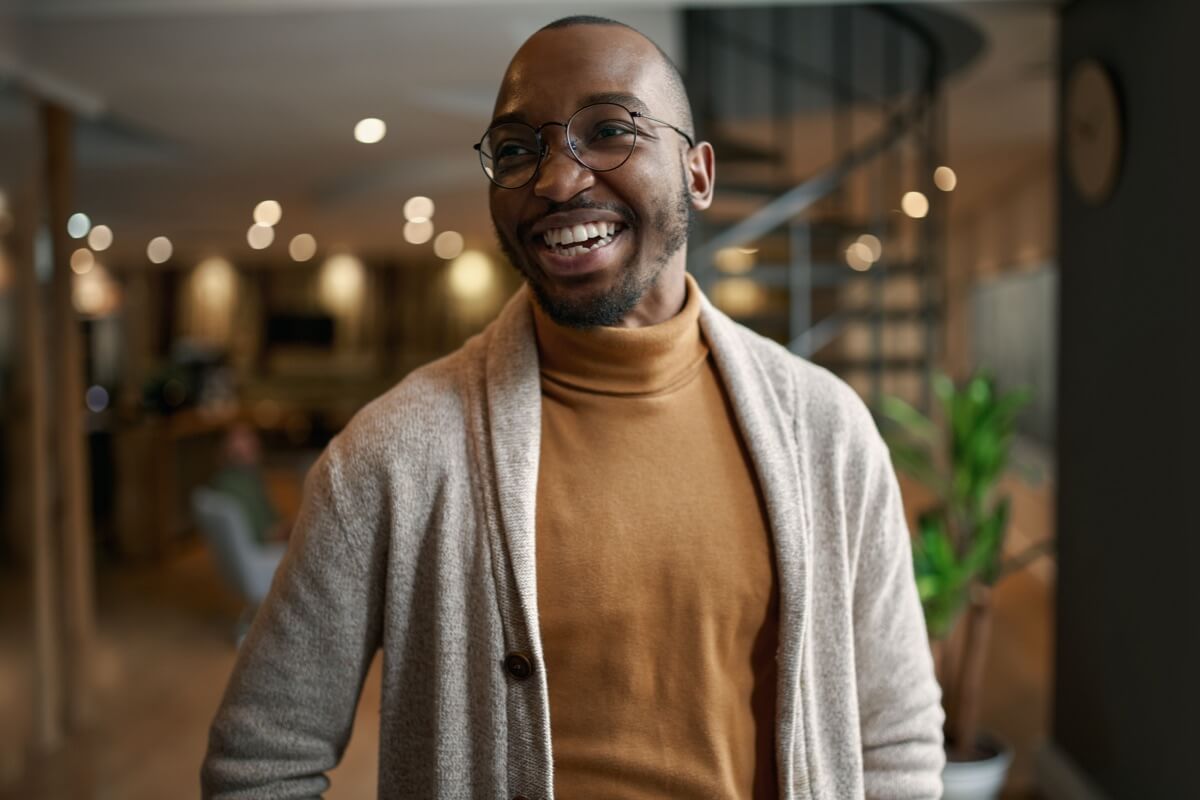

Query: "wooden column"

xmin=42 ymin=102 xmax=96 ymax=731
xmin=13 ymin=176 xmax=63 ymax=752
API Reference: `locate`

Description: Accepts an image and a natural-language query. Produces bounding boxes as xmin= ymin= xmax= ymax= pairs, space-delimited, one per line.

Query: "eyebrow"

xmin=487 ymin=92 xmax=652 ymax=128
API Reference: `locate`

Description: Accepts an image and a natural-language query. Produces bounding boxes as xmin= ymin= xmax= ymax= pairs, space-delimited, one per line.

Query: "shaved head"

xmin=503 ymin=15 xmax=694 ymax=141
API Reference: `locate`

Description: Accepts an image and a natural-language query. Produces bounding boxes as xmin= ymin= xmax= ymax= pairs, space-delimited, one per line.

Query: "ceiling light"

xmin=254 ymin=200 xmax=282 ymax=227
xmin=433 ymin=230 xmax=464 ymax=260
xmin=67 ymin=212 xmax=91 ymax=239
xmin=289 ymin=233 xmax=317 ymax=262
xmin=247 ymin=224 xmax=274 ymax=250
xmin=901 ymin=191 xmax=930 ymax=219
xmin=403 ymin=219 xmax=434 ymax=245
xmin=70 ymin=248 xmax=95 ymax=274
xmin=87 ymin=224 xmax=113 ymax=251
xmin=403 ymin=196 xmax=435 ymax=223
xmin=934 ymin=166 xmax=958 ymax=192
xmin=354 ymin=118 xmax=387 ymax=144
xmin=147 ymin=236 xmax=173 ymax=264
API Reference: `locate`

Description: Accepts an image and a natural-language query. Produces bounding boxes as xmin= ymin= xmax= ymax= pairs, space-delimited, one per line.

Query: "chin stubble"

xmin=495 ymin=175 xmax=693 ymax=329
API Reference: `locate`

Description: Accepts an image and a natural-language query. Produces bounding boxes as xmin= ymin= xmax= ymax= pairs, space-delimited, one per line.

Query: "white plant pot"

xmin=941 ymin=734 xmax=1013 ymax=800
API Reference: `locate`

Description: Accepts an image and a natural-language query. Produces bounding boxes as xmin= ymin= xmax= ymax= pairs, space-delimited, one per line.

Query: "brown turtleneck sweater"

xmin=533 ymin=274 xmax=780 ymax=799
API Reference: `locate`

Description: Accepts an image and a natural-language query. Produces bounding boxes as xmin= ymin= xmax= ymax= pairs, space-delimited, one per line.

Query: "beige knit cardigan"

xmin=202 ymin=284 xmax=945 ymax=799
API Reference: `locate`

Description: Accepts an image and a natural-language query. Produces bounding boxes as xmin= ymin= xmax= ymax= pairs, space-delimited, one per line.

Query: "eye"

xmin=588 ymin=121 xmax=636 ymax=143
xmin=495 ymin=141 xmax=538 ymax=160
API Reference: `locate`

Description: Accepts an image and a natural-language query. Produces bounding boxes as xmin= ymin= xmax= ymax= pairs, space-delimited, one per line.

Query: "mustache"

xmin=516 ymin=199 xmax=637 ymax=240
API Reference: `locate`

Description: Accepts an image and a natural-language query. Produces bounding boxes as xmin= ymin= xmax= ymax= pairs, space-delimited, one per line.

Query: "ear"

xmin=686 ymin=141 xmax=715 ymax=211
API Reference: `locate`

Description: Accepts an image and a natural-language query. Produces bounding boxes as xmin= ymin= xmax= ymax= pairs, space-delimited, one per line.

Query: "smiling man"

xmin=203 ymin=16 xmax=944 ymax=800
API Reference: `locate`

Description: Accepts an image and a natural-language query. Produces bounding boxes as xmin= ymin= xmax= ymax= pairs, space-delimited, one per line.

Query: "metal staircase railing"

xmin=684 ymin=4 xmax=963 ymax=413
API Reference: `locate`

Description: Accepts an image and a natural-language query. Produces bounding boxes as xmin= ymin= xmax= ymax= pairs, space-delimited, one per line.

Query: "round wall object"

xmin=1065 ymin=58 xmax=1124 ymax=205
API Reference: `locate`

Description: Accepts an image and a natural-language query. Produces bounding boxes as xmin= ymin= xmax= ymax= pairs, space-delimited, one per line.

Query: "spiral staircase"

xmin=685 ymin=4 xmax=984 ymax=413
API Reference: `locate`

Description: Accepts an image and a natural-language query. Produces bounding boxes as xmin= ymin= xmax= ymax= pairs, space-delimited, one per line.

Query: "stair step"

xmin=701 ymin=261 xmax=929 ymax=287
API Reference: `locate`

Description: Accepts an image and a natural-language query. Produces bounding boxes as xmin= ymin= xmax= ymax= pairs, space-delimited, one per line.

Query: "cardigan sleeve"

xmin=201 ymin=441 xmax=384 ymax=799
xmin=852 ymin=432 xmax=946 ymax=800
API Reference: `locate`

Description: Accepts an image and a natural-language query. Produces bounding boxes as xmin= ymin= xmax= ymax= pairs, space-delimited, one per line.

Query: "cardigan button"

xmin=504 ymin=652 xmax=533 ymax=681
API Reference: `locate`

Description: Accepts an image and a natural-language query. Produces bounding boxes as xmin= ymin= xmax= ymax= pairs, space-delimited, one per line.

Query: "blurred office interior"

xmin=0 ymin=1 xmax=1194 ymax=798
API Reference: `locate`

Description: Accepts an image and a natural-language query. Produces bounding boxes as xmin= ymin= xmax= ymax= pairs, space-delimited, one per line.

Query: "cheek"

xmin=489 ymin=192 xmax=518 ymax=232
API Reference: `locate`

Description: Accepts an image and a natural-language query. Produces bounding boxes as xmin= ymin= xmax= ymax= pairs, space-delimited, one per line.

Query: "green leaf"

xmin=879 ymin=395 xmax=940 ymax=446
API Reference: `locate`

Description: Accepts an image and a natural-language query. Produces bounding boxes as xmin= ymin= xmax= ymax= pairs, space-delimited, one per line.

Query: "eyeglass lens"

xmin=478 ymin=103 xmax=638 ymax=188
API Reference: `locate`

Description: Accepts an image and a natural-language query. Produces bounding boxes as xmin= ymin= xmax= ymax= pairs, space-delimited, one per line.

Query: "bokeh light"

xmin=147 ymin=236 xmax=173 ymax=264
xmin=88 ymin=224 xmax=113 ymax=251
xmin=85 ymin=385 xmax=110 ymax=413
xmin=70 ymin=248 xmax=95 ymax=275
xmin=403 ymin=196 xmax=435 ymax=223
xmin=712 ymin=278 xmax=767 ymax=316
xmin=934 ymin=166 xmax=958 ymax=192
xmin=247 ymin=224 xmax=275 ymax=250
xmin=845 ymin=242 xmax=874 ymax=271
xmin=289 ymin=233 xmax=317 ymax=262
xmin=67 ymin=212 xmax=91 ymax=239
xmin=254 ymin=200 xmax=282 ymax=227
xmin=901 ymin=191 xmax=930 ymax=219
xmin=447 ymin=250 xmax=495 ymax=300
xmin=403 ymin=219 xmax=434 ymax=245
xmin=319 ymin=253 xmax=366 ymax=314
xmin=354 ymin=118 xmax=387 ymax=144
xmin=857 ymin=234 xmax=883 ymax=262
xmin=714 ymin=247 xmax=756 ymax=275
xmin=433 ymin=231 xmax=464 ymax=260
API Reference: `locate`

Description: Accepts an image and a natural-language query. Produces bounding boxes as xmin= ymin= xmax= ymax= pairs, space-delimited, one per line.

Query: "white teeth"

xmin=542 ymin=222 xmax=622 ymax=251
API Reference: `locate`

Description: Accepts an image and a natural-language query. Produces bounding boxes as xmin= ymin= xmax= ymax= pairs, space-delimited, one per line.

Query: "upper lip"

xmin=529 ymin=209 xmax=628 ymax=236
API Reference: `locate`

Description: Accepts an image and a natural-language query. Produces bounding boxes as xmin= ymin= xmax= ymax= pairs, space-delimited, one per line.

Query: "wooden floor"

xmin=1 ymin=524 xmax=1052 ymax=799
xmin=0 ymin=544 xmax=382 ymax=800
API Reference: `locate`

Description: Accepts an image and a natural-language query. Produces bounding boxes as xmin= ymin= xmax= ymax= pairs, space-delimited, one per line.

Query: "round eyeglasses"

xmin=474 ymin=102 xmax=694 ymax=190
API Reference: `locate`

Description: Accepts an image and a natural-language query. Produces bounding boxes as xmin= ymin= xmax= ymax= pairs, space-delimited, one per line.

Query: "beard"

xmin=494 ymin=169 xmax=693 ymax=329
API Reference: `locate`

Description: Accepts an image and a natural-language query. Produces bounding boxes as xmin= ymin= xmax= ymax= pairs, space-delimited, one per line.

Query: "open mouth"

xmin=539 ymin=220 xmax=626 ymax=257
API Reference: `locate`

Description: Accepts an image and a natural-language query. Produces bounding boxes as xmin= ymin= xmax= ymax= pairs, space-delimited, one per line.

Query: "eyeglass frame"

xmin=473 ymin=101 xmax=696 ymax=190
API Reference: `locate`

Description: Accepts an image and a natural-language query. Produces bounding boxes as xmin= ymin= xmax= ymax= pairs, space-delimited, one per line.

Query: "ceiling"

xmin=0 ymin=0 xmax=1058 ymax=267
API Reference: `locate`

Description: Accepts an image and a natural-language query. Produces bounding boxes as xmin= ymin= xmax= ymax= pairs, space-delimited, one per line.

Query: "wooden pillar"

xmin=42 ymin=102 xmax=96 ymax=731
xmin=13 ymin=176 xmax=63 ymax=752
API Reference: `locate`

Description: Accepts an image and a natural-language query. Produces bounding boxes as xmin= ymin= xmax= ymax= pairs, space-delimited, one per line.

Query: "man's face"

xmin=488 ymin=25 xmax=710 ymax=327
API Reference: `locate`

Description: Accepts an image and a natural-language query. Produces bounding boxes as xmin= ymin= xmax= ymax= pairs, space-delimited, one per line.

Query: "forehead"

xmin=493 ymin=25 xmax=668 ymax=123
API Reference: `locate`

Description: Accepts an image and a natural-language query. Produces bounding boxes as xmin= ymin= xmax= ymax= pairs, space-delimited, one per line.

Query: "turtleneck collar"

xmin=531 ymin=272 xmax=708 ymax=397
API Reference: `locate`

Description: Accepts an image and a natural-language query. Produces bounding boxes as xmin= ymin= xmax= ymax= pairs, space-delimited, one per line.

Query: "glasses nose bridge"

xmin=533 ymin=120 xmax=574 ymax=159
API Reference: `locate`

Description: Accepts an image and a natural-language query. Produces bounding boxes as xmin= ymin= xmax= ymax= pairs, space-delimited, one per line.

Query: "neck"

xmin=613 ymin=256 xmax=688 ymax=329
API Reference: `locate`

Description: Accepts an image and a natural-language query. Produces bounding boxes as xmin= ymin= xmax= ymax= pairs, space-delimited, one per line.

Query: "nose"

xmin=532 ymin=128 xmax=595 ymax=202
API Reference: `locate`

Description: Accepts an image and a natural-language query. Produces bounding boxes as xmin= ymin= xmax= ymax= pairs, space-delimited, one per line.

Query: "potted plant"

xmin=877 ymin=372 xmax=1051 ymax=800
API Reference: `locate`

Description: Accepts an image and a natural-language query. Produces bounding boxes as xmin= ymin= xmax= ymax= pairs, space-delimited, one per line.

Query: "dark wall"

xmin=1056 ymin=0 xmax=1199 ymax=796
